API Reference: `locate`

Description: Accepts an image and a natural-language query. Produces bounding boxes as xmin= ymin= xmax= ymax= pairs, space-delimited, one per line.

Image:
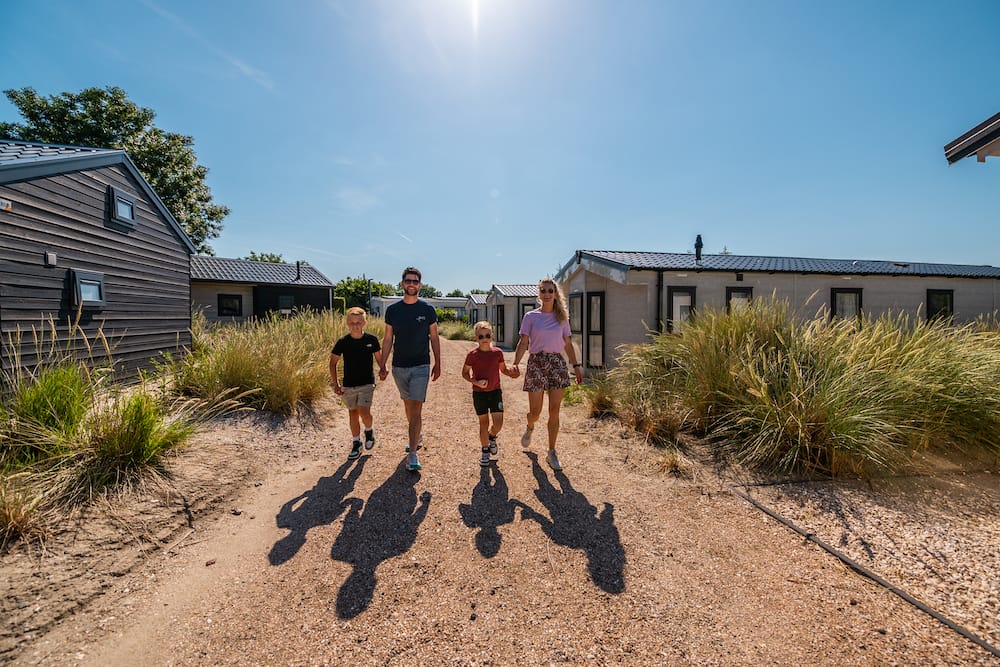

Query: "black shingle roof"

xmin=492 ymin=284 xmax=538 ymax=297
xmin=576 ymin=250 xmax=1000 ymax=279
xmin=190 ymin=256 xmax=334 ymax=287
xmin=0 ymin=139 xmax=113 ymax=163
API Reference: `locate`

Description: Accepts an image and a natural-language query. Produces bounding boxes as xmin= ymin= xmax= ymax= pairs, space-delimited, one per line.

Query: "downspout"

xmin=656 ymin=270 xmax=664 ymax=333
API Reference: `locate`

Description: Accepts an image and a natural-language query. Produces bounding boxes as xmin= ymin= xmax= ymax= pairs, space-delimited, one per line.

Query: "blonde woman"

xmin=511 ymin=279 xmax=583 ymax=471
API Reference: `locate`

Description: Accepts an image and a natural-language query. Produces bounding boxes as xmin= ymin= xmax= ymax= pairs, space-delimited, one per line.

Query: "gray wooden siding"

xmin=0 ymin=164 xmax=191 ymax=375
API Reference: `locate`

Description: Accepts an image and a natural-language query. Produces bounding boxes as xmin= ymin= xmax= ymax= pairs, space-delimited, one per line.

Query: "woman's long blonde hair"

xmin=538 ymin=278 xmax=568 ymax=323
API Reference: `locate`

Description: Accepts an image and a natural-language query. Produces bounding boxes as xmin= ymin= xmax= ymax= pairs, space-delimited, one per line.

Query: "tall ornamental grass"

xmin=605 ymin=297 xmax=1000 ymax=476
xmin=169 ymin=309 xmax=386 ymax=415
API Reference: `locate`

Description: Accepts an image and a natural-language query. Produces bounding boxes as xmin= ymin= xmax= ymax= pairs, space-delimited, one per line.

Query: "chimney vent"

xmin=296 ymin=261 xmax=301 ymax=281
xmin=695 ymin=235 xmax=703 ymax=261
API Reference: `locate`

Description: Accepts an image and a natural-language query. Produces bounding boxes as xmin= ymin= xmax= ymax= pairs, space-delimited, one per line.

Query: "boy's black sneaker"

xmin=364 ymin=430 xmax=376 ymax=450
xmin=348 ymin=441 xmax=362 ymax=460
xmin=488 ymin=435 xmax=498 ymax=456
xmin=480 ymin=448 xmax=491 ymax=467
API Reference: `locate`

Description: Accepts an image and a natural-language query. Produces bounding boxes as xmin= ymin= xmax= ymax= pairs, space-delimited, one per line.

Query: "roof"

xmin=468 ymin=293 xmax=487 ymax=304
xmin=944 ymin=112 xmax=1000 ymax=164
xmin=0 ymin=139 xmax=197 ymax=254
xmin=492 ymin=284 xmax=538 ymax=297
xmin=567 ymin=250 xmax=1000 ymax=279
xmin=190 ymin=256 xmax=334 ymax=287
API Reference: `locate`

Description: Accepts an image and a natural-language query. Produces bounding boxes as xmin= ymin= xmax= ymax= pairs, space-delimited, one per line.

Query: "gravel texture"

xmin=3 ymin=338 xmax=998 ymax=665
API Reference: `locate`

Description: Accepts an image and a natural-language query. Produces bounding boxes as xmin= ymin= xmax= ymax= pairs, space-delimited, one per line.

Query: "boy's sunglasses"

xmin=477 ymin=333 xmax=492 ymax=339
xmin=402 ymin=278 xmax=420 ymax=284
xmin=539 ymin=288 xmax=556 ymax=294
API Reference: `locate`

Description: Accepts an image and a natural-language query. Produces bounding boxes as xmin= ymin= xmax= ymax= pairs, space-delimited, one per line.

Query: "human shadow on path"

xmin=331 ymin=459 xmax=431 ymax=619
xmin=268 ymin=456 xmax=369 ymax=566
xmin=521 ymin=451 xmax=626 ymax=593
xmin=459 ymin=464 xmax=523 ymax=558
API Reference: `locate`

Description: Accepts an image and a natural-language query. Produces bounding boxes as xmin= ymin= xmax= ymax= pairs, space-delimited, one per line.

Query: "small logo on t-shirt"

xmin=416 ymin=316 xmax=427 ymax=322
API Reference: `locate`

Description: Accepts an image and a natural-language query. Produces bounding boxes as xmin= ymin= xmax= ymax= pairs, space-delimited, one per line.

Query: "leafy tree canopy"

xmin=446 ymin=289 xmax=467 ymax=297
xmin=334 ymin=276 xmax=397 ymax=311
xmin=469 ymin=288 xmax=489 ymax=294
xmin=418 ymin=284 xmax=443 ymax=298
xmin=244 ymin=251 xmax=284 ymax=263
xmin=0 ymin=86 xmax=229 ymax=254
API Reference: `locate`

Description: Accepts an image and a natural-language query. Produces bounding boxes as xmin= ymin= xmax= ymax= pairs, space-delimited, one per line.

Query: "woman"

xmin=511 ymin=278 xmax=583 ymax=471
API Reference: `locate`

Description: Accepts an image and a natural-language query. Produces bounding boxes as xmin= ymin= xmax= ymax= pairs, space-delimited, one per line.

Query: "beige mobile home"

xmin=556 ymin=244 xmax=1000 ymax=372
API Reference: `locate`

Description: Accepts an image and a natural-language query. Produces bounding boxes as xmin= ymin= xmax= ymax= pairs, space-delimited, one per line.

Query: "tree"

xmin=446 ymin=289 xmax=467 ymax=297
xmin=470 ymin=288 xmax=489 ymax=294
xmin=0 ymin=86 xmax=229 ymax=254
xmin=244 ymin=251 xmax=284 ymax=263
xmin=418 ymin=284 xmax=442 ymax=298
xmin=334 ymin=276 xmax=397 ymax=310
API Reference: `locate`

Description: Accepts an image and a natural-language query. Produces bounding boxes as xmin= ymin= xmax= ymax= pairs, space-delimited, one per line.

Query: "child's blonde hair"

xmin=474 ymin=320 xmax=493 ymax=334
xmin=346 ymin=306 xmax=367 ymax=320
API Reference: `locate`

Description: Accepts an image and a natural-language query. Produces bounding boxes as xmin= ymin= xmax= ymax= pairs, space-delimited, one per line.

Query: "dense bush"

xmin=603 ymin=297 xmax=1000 ymax=477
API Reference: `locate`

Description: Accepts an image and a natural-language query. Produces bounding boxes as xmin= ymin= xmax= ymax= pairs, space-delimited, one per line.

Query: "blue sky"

xmin=3 ymin=1 xmax=998 ymax=294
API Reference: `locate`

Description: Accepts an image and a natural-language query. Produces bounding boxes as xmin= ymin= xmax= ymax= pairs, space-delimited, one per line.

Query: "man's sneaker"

xmin=407 ymin=452 xmax=422 ymax=472
xmin=364 ymin=431 xmax=376 ymax=450
xmin=488 ymin=435 xmax=498 ymax=456
xmin=405 ymin=433 xmax=424 ymax=453
xmin=348 ymin=441 xmax=362 ymax=460
xmin=521 ymin=427 xmax=533 ymax=449
xmin=546 ymin=449 xmax=563 ymax=471
xmin=480 ymin=448 xmax=491 ymax=467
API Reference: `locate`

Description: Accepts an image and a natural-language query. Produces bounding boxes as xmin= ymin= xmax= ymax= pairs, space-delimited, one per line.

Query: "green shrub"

xmin=604 ymin=297 xmax=1000 ymax=477
xmin=438 ymin=320 xmax=475 ymax=341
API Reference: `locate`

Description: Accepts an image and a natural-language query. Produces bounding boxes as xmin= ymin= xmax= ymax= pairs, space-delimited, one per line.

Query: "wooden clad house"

xmin=556 ymin=242 xmax=1000 ymax=372
xmin=190 ymin=256 xmax=334 ymax=324
xmin=945 ymin=112 xmax=1000 ymax=164
xmin=0 ymin=139 xmax=196 ymax=375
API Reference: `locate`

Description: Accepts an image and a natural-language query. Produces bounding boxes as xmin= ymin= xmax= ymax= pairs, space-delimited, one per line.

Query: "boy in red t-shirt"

xmin=462 ymin=321 xmax=519 ymax=466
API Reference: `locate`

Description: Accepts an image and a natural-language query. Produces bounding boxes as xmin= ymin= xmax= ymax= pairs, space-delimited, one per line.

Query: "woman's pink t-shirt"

xmin=519 ymin=309 xmax=570 ymax=354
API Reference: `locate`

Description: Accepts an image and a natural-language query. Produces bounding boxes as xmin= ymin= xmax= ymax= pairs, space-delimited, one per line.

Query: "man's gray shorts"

xmin=342 ymin=384 xmax=375 ymax=409
xmin=392 ymin=364 xmax=430 ymax=402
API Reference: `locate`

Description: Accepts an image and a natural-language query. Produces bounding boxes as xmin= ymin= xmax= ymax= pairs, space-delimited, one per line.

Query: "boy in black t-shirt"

xmin=330 ymin=307 xmax=383 ymax=460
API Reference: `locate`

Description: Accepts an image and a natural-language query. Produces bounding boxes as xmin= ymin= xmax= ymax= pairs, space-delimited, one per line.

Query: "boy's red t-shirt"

xmin=464 ymin=346 xmax=504 ymax=392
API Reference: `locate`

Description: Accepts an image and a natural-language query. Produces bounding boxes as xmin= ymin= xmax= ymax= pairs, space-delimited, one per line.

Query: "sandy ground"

xmin=3 ymin=338 xmax=998 ymax=666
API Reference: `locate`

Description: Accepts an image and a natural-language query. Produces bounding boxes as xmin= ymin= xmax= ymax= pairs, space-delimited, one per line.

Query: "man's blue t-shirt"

xmin=385 ymin=299 xmax=437 ymax=368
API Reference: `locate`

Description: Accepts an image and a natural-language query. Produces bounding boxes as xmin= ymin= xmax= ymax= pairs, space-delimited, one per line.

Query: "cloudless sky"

xmin=3 ymin=0 xmax=998 ymax=294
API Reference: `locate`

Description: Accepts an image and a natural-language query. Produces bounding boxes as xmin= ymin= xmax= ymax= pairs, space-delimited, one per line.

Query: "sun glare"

xmin=471 ymin=0 xmax=480 ymax=38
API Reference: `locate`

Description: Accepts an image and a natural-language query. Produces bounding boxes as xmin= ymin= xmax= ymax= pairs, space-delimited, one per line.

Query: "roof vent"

xmin=695 ymin=234 xmax=703 ymax=261
xmin=893 ymin=262 xmax=910 ymax=268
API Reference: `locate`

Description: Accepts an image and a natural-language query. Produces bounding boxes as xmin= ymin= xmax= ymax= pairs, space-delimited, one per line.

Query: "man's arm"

xmin=379 ymin=324 xmax=394 ymax=381
xmin=429 ymin=322 xmax=442 ymax=381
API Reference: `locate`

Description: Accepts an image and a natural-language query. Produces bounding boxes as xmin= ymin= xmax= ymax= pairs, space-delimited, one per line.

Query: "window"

xmin=831 ymin=288 xmax=862 ymax=319
xmin=72 ymin=269 xmax=105 ymax=309
xmin=726 ymin=286 xmax=752 ymax=313
xmin=218 ymin=294 xmax=242 ymax=317
xmin=569 ymin=294 xmax=582 ymax=334
xmin=587 ymin=292 xmax=605 ymax=368
xmin=106 ymin=185 xmax=136 ymax=228
xmin=667 ymin=287 xmax=695 ymax=333
xmin=926 ymin=289 xmax=954 ymax=322
xmin=495 ymin=305 xmax=505 ymax=343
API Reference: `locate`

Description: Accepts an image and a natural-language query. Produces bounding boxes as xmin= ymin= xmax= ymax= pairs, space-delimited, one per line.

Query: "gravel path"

xmin=7 ymin=338 xmax=998 ymax=665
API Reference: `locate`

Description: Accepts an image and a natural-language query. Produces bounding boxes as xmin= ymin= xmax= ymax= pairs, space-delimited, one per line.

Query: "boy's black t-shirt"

xmin=332 ymin=333 xmax=380 ymax=387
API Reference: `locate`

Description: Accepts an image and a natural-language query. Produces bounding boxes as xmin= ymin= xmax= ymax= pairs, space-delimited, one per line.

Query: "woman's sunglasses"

xmin=539 ymin=288 xmax=556 ymax=294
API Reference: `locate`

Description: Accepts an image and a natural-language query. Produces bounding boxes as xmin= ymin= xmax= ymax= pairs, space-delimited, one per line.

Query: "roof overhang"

xmin=944 ymin=112 xmax=1000 ymax=164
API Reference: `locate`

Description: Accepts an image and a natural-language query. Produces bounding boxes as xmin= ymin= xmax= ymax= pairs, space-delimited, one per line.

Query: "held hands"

xmin=506 ymin=364 xmax=521 ymax=378
xmin=378 ymin=367 xmax=389 ymax=381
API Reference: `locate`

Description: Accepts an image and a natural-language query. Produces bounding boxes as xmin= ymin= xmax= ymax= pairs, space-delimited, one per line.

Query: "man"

xmin=378 ymin=267 xmax=442 ymax=471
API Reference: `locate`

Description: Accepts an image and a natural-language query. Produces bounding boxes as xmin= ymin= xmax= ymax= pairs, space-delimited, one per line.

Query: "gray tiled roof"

xmin=190 ymin=256 xmax=334 ymax=287
xmin=468 ymin=293 xmax=487 ymax=304
xmin=0 ymin=139 xmax=114 ymax=163
xmin=578 ymin=250 xmax=1000 ymax=279
xmin=492 ymin=284 xmax=538 ymax=297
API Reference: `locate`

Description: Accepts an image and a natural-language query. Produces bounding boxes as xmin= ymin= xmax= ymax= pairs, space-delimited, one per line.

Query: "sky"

xmin=2 ymin=0 xmax=999 ymax=295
